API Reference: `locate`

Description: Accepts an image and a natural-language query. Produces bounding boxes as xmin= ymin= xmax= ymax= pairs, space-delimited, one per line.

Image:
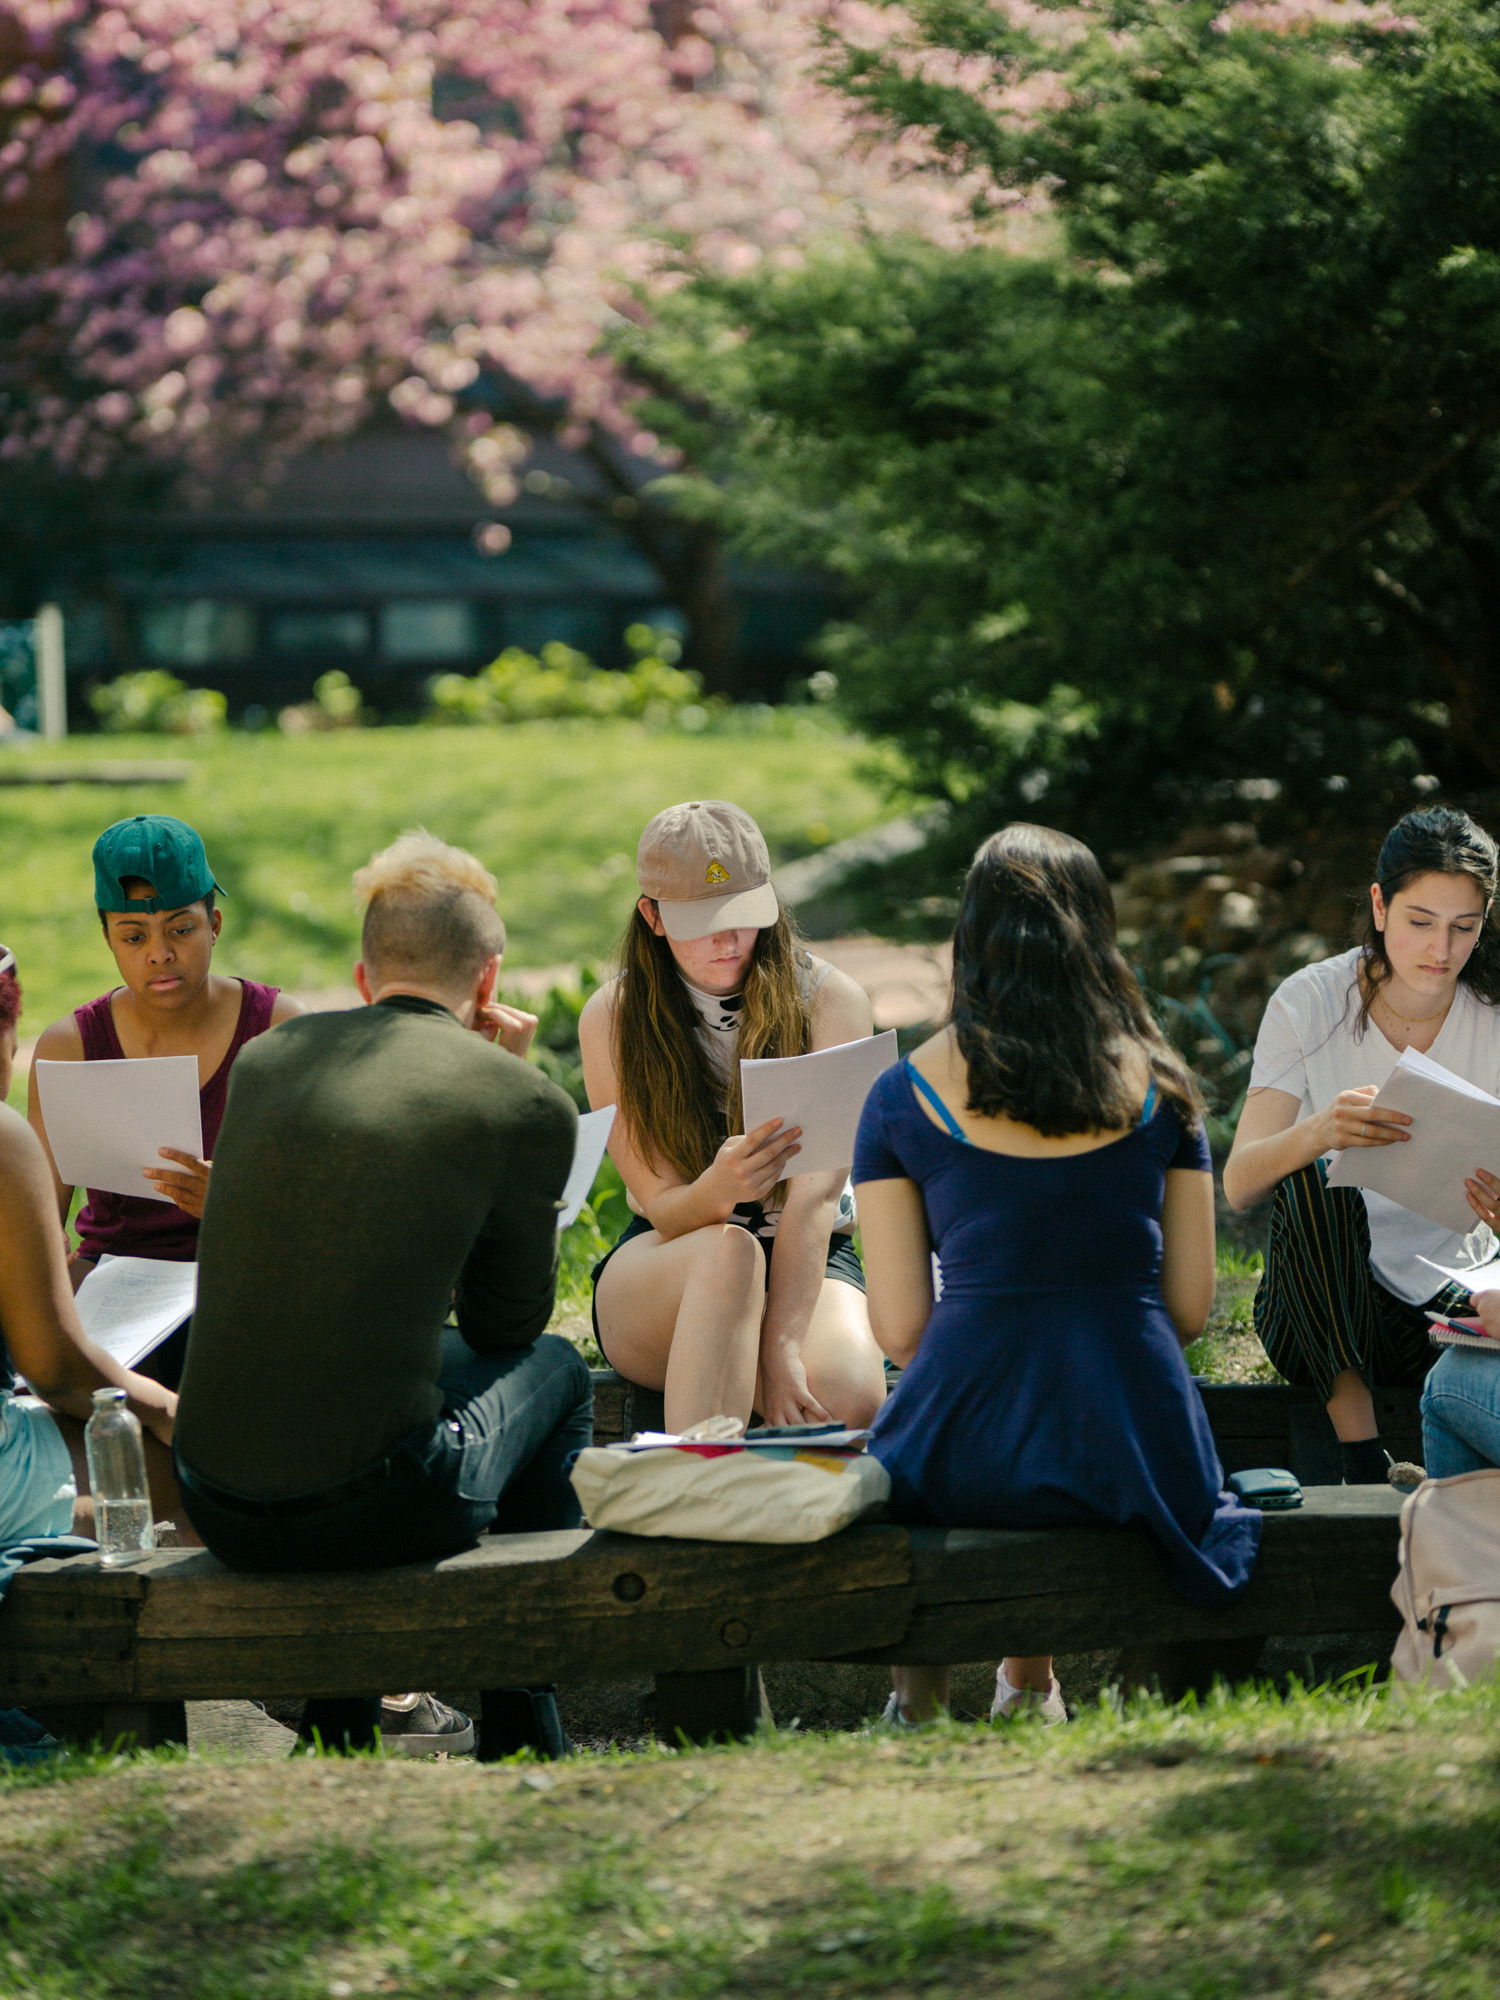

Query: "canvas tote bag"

xmin=1390 ymin=1469 xmax=1500 ymax=1690
xmin=570 ymin=1441 xmax=891 ymax=1542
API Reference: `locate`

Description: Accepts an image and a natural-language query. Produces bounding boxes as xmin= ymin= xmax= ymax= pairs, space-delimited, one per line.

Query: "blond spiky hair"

xmin=354 ymin=829 xmax=505 ymax=995
xmin=352 ymin=828 xmax=498 ymax=909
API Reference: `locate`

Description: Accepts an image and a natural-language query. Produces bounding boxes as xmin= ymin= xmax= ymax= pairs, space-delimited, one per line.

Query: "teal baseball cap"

xmin=92 ymin=815 xmax=223 ymax=914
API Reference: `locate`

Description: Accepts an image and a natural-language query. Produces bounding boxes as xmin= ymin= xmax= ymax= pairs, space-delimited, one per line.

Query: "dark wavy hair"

xmin=0 ymin=965 xmax=18 ymax=1037
xmin=1356 ymin=805 xmax=1500 ymax=1030
xmin=950 ymin=824 xmax=1203 ymax=1137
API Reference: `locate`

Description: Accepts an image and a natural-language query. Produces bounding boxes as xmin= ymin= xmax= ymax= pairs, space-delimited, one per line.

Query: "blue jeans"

xmin=1421 ymin=1348 xmax=1500 ymax=1477
xmin=178 ymin=1332 xmax=593 ymax=1572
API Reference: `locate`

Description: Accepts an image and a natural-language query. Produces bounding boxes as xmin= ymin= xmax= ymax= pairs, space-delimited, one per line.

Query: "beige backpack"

xmin=1391 ymin=1470 xmax=1500 ymax=1690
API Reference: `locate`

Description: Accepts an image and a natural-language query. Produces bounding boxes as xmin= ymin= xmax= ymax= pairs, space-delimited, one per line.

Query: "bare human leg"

xmin=1327 ymin=1367 xmax=1378 ymax=1442
xmin=596 ymin=1222 xmax=766 ymax=1431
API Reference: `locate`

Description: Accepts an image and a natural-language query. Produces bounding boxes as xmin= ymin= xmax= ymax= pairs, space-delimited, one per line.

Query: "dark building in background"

xmin=59 ymin=422 xmax=832 ymax=718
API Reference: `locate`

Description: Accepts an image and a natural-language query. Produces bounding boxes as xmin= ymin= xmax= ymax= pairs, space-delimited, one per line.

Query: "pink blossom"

xmin=0 ymin=0 xmax=976 ymax=486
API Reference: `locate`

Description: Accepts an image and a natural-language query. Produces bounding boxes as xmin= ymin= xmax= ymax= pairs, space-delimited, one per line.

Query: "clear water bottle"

xmin=84 ymin=1388 xmax=155 ymax=1567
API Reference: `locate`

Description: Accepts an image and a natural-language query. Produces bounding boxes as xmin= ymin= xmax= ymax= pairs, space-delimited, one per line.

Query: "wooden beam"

xmin=0 ymin=1491 xmax=1407 ymax=1717
xmin=844 ymin=1490 xmax=1404 ymax=1664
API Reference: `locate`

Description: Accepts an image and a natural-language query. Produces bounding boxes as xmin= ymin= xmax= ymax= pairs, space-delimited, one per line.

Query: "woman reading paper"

xmin=579 ymin=800 xmax=886 ymax=1433
xmin=27 ymin=816 xmax=303 ymax=1302
xmin=1225 ymin=806 xmax=1500 ymax=1481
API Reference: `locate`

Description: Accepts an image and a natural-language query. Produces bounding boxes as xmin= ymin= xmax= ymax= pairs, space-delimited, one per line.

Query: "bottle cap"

xmin=91 ymin=1386 xmax=126 ymax=1404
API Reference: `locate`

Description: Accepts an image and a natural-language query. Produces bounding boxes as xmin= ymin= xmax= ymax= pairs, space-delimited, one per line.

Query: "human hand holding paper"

xmin=1465 ymin=1166 xmax=1500 ymax=1232
xmin=704 ymin=1117 xmax=803 ymax=1212
xmin=143 ymin=1146 xmax=211 ymax=1216
xmin=1328 ymin=1046 xmax=1500 ymax=1234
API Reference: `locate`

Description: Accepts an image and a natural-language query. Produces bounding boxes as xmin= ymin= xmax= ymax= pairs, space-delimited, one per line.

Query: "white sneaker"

xmin=990 ymin=1669 xmax=1067 ymax=1725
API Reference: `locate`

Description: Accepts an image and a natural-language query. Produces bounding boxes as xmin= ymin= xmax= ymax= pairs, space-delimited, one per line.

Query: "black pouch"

xmin=1227 ymin=1467 xmax=1303 ymax=1510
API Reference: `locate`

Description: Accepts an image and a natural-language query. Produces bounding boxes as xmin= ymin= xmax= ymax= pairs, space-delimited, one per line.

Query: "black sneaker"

xmin=378 ymin=1693 xmax=476 ymax=1758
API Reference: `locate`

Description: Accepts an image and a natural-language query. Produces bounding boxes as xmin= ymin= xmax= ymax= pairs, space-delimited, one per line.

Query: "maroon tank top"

xmin=72 ymin=979 xmax=280 ymax=1264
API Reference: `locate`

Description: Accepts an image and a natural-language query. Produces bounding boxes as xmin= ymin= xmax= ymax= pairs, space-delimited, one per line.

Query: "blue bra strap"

xmin=1139 ymin=1079 xmax=1158 ymax=1127
xmin=904 ymin=1058 xmax=971 ymax=1144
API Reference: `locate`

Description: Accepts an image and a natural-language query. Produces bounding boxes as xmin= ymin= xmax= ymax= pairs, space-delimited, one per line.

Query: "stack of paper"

xmin=74 ymin=1256 xmax=197 ymax=1370
xmin=1326 ymin=1046 xmax=1500 ymax=1234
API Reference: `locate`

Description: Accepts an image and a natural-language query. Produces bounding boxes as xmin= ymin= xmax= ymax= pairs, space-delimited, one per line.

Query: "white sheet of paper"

xmin=34 ymin=1055 xmax=203 ymax=1203
xmin=559 ymin=1105 xmax=617 ymax=1230
xmin=1326 ymin=1046 xmax=1500 ymax=1234
xmin=739 ymin=1030 xmax=899 ymax=1177
xmin=1417 ymin=1253 xmax=1500 ymax=1295
xmin=74 ymin=1255 xmax=197 ymax=1369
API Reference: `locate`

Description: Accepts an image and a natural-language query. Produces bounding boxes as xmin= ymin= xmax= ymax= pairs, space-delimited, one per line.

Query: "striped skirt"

xmin=1252 ymin=1162 xmax=1467 ymax=1398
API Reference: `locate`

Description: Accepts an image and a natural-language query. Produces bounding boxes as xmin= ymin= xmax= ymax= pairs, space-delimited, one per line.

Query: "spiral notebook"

xmin=1426 ymin=1314 xmax=1500 ymax=1353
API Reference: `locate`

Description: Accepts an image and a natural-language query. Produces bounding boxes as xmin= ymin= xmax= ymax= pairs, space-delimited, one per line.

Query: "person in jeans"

xmin=1422 ymin=1286 xmax=1500 ymax=1474
xmin=173 ymin=831 xmax=592 ymax=1757
xmin=1225 ymin=807 xmax=1500 ymax=1482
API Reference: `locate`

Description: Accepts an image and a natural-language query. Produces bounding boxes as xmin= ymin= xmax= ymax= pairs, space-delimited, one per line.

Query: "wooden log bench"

xmin=0 ymin=1488 xmax=1405 ymax=1752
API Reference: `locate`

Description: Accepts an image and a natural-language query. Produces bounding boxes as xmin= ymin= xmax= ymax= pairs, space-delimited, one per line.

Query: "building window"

xmin=380 ymin=600 xmax=477 ymax=661
xmin=267 ymin=609 xmax=371 ymax=657
xmin=140 ymin=599 xmax=256 ymax=667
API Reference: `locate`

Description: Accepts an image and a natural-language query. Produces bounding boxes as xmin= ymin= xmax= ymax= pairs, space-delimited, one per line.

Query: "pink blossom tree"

xmin=0 ymin=0 xmax=972 ymax=679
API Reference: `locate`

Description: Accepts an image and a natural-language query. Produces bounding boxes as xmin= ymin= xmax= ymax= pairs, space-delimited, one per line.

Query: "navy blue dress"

xmin=854 ymin=1061 xmax=1260 ymax=1607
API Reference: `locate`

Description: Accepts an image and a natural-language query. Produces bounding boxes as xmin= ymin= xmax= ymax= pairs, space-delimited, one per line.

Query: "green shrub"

xmin=427 ymin=627 xmax=706 ymax=727
xmin=277 ymin=669 xmax=364 ymax=735
xmin=90 ymin=670 xmax=226 ymax=736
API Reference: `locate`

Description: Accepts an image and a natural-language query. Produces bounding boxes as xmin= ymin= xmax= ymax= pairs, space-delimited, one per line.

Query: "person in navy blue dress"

xmin=854 ymin=823 xmax=1260 ymax=1726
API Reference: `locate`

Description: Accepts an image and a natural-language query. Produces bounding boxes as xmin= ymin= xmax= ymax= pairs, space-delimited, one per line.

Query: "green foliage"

xmin=276 ymin=669 xmax=365 ymax=735
xmin=89 ymin=670 xmax=226 ymax=737
xmin=427 ymin=627 xmax=707 ymax=729
xmin=635 ymin=0 xmax=1500 ymax=865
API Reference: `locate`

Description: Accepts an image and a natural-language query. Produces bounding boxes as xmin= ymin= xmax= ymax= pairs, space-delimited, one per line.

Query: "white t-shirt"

xmin=1249 ymin=947 xmax=1500 ymax=1302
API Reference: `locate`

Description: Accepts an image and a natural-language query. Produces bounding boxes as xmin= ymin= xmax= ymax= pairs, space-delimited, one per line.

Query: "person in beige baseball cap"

xmin=578 ymin=801 xmax=886 ymax=1433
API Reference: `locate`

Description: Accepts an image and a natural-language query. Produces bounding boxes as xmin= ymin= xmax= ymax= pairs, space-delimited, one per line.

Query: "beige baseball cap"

xmin=637 ymin=800 xmax=779 ymax=941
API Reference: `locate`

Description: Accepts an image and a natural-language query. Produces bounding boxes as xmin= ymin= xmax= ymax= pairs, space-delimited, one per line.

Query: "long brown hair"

xmin=613 ymin=903 xmax=814 ymax=1182
xmin=951 ymin=823 xmax=1203 ymax=1136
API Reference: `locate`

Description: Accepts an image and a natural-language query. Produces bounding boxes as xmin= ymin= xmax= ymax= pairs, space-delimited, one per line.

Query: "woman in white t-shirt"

xmin=1225 ymin=806 xmax=1500 ymax=1481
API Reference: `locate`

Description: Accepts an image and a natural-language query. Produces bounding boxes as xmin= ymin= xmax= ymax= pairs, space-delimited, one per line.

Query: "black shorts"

xmin=590 ymin=1214 xmax=864 ymax=1345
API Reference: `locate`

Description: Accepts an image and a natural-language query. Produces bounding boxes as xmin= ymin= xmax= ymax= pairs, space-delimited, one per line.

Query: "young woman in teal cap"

xmin=27 ymin=815 xmax=303 ymax=1299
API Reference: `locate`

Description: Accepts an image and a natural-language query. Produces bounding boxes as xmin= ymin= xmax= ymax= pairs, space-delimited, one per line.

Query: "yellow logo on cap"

xmin=705 ymin=860 xmax=729 ymax=886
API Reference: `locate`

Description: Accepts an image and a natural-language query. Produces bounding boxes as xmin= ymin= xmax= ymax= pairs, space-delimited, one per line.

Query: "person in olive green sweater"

xmin=174 ymin=831 xmax=591 ymax=1756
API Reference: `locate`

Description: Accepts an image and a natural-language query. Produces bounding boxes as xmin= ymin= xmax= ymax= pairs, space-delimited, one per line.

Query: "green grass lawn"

xmin=4 ymin=1678 xmax=1498 ymax=1998
xmin=0 ymin=716 xmax=891 ymax=1043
